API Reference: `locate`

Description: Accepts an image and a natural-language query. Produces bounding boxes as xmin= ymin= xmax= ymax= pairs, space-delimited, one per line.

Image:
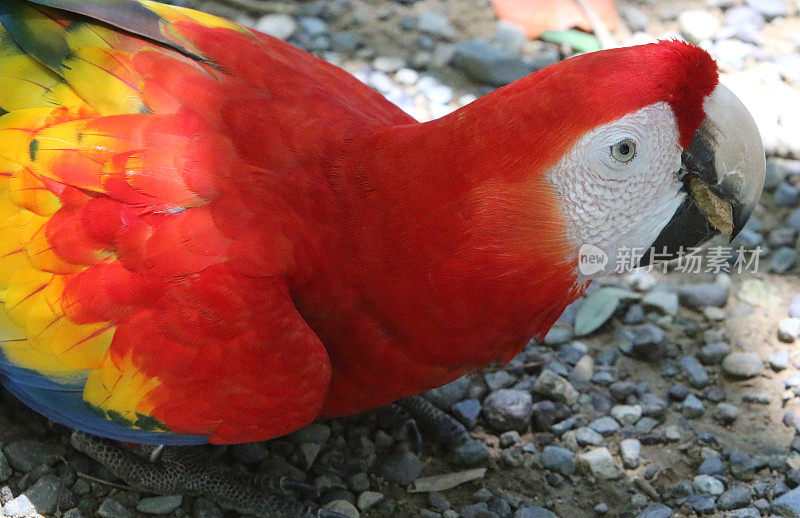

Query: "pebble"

xmin=636 ymin=504 xmax=673 ymax=518
xmin=452 ymin=399 xmax=481 ymax=429
xmin=722 ymin=352 xmax=765 ymax=378
xmin=617 ymin=324 xmax=665 ymax=362
xmin=717 ymin=485 xmax=752 ymax=510
xmin=678 ymin=283 xmax=729 ymax=308
xmin=772 ymin=485 xmax=800 ymax=516
xmin=575 ymin=427 xmax=604 ymax=446
xmin=256 ymin=14 xmax=297 ymax=40
xmin=698 ymin=456 xmax=725 ymax=475
xmin=698 ymin=342 xmax=730 ymax=365
xmin=135 ymin=495 xmax=182 ymax=515
xmin=611 ymin=405 xmax=642 ymax=426
xmin=425 ymin=377 xmax=470 ymax=409
xmin=579 ymin=448 xmax=621 ymax=480
xmin=620 ymin=439 xmax=642 ymax=469
xmin=417 ymin=11 xmax=455 ymax=39
xmin=541 ymin=446 xmax=576 ymax=476
xmin=323 ymin=500 xmax=360 ymax=518
xmin=0 ymin=452 xmax=10 ymax=483
xmin=483 ymin=389 xmax=533 ymax=432
xmin=779 ymin=318 xmax=800 ymax=342
xmin=451 ymin=39 xmax=535 ymax=87
xmin=3 ymin=440 xmax=59 ymax=472
xmin=746 ymin=0 xmax=787 ymax=19
xmin=23 ymin=474 xmax=61 ymax=515
xmin=685 ymin=494 xmax=717 ymax=514
xmin=588 ymin=416 xmax=621 ymax=435
xmin=713 ymin=402 xmax=740 ymax=424
xmin=533 ymin=371 xmax=579 ymax=405
xmin=514 ymin=506 xmax=559 ymax=518
xmin=678 ymin=10 xmax=720 ymax=44
xmin=3 ymin=495 xmax=36 ymax=518
xmin=356 ymin=491 xmax=384 ymax=512
xmin=642 ymin=291 xmax=679 ymax=315
xmin=485 ymin=371 xmax=517 ymax=391
xmin=694 ymin=474 xmax=725 ymax=495
xmin=770 ymin=349 xmax=790 ymax=370
xmin=377 ymin=451 xmax=422 ymax=485
xmin=682 ymin=394 xmax=705 ymax=418
xmin=776 ymin=183 xmax=800 ymax=207
xmin=98 ymin=497 xmax=133 ymax=518
xmin=680 ymin=355 xmax=710 ymax=387
xmin=769 ymin=247 xmax=798 ymax=273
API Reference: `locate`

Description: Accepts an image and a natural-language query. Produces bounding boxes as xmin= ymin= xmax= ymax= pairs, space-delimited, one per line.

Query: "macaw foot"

xmin=392 ymin=395 xmax=489 ymax=465
xmin=70 ymin=431 xmax=346 ymax=518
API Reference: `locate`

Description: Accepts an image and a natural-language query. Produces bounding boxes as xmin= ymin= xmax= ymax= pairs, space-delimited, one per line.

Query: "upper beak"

xmin=640 ymin=83 xmax=765 ymax=265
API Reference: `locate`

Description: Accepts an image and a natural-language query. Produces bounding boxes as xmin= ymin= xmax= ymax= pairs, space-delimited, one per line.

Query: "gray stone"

xmin=685 ymin=494 xmax=716 ymax=514
xmin=485 ymin=371 xmax=517 ymax=391
xmin=298 ymin=17 xmax=328 ymax=37
xmin=356 ymin=491 xmax=384 ymax=512
xmin=694 ymin=474 xmax=725 ymax=495
xmin=483 ymin=389 xmax=533 ymax=433
xmin=680 ymin=355 xmax=710 ymax=387
xmin=330 ymin=32 xmax=360 ymax=53
xmin=541 ymin=446 xmax=575 ymax=476
xmin=769 ymin=247 xmax=798 ymax=273
xmin=776 ymin=182 xmax=800 ymax=207
xmin=451 ymin=39 xmax=535 ymax=87
xmin=494 ymin=20 xmax=527 ymax=53
xmin=723 ymin=6 xmax=765 ymax=43
xmin=98 ymin=497 xmax=133 ymax=518
xmin=713 ymin=402 xmax=740 ymax=424
xmin=514 ymin=506 xmax=559 ymax=518
xmin=682 ymin=394 xmax=704 ymax=418
xmin=636 ymin=504 xmax=673 ymax=518
xmin=770 ymin=349 xmax=790 ymax=370
xmin=779 ymin=318 xmax=800 ymax=342
xmin=678 ymin=10 xmax=720 ymax=44
xmin=611 ymin=405 xmax=642 ymax=426
xmin=574 ymin=427 xmax=604 ymax=446
xmin=722 ymin=352 xmax=764 ymax=378
xmin=24 ymin=474 xmax=61 ymax=515
xmin=698 ymin=456 xmax=724 ymax=475
xmin=617 ymin=324 xmax=665 ymax=362
xmin=717 ymin=485 xmax=752 ymax=510
xmin=322 ymin=500 xmax=359 ymax=518
xmin=745 ymin=0 xmax=787 ymax=19
xmin=594 ymin=502 xmax=609 ymax=514
xmin=136 ymin=495 xmax=182 ymax=515
xmin=417 ymin=11 xmax=455 ymax=39
xmin=620 ymin=439 xmax=641 ymax=469
xmin=699 ymin=342 xmax=730 ymax=365
xmin=192 ymin=497 xmax=223 ymax=518
xmin=425 ymin=377 xmax=470 ymax=409
xmin=3 ymin=495 xmax=36 ymax=518
xmin=378 ymin=451 xmax=422 ymax=485
xmin=678 ymin=283 xmax=728 ymax=308
xmin=3 ymin=440 xmax=59 ymax=472
xmin=0 ymin=451 xmax=11 ymax=482
xmin=452 ymin=398 xmax=481 ymax=429
xmin=255 ymin=14 xmax=297 ymax=40
xmin=533 ymin=370 xmax=579 ymax=405
xmin=453 ymin=440 xmax=490 ymax=465
xmin=619 ymin=4 xmax=649 ymax=32
xmin=642 ymin=291 xmax=679 ymax=315
xmin=288 ymin=422 xmax=331 ymax=444
xmin=588 ymin=416 xmax=620 ymax=435
xmin=543 ymin=326 xmax=572 ymax=346
xmin=230 ymin=442 xmax=269 ymax=464
xmin=772 ymin=485 xmax=800 ymax=516
xmin=579 ymin=447 xmax=621 ymax=480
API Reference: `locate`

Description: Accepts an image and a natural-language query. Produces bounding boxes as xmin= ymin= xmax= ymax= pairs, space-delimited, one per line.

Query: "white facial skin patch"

xmin=547 ymin=102 xmax=687 ymax=280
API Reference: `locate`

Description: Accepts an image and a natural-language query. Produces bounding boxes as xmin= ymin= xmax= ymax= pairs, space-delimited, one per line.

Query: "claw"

xmin=406 ymin=419 xmax=423 ymax=454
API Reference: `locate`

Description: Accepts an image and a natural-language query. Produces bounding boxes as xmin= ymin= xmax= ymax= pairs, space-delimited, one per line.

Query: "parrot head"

xmin=471 ymin=40 xmax=765 ymax=280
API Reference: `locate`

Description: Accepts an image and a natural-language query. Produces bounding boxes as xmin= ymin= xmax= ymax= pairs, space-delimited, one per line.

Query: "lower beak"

xmin=640 ymin=83 xmax=765 ymax=266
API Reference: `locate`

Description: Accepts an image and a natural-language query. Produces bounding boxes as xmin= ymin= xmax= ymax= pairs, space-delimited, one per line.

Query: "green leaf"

xmin=540 ymin=29 xmax=601 ymax=53
xmin=574 ymin=287 xmax=639 ymax=336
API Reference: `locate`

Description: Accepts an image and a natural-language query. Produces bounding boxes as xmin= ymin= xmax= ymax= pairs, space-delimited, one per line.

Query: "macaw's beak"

xmin=640 ymin=83 xmax=766 ymax=266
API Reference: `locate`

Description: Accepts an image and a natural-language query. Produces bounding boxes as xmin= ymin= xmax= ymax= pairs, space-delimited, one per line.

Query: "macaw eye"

xmin=611 ymin=139 xmax=636 ymax=163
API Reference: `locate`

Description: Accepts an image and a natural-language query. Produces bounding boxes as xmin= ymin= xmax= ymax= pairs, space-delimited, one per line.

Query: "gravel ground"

xmin=3 ymin=0 xmax=800 ymax=517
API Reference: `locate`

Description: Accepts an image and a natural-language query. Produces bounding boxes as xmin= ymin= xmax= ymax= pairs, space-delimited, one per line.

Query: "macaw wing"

xmin=0 ymin=0 xmax=336 ymax=444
